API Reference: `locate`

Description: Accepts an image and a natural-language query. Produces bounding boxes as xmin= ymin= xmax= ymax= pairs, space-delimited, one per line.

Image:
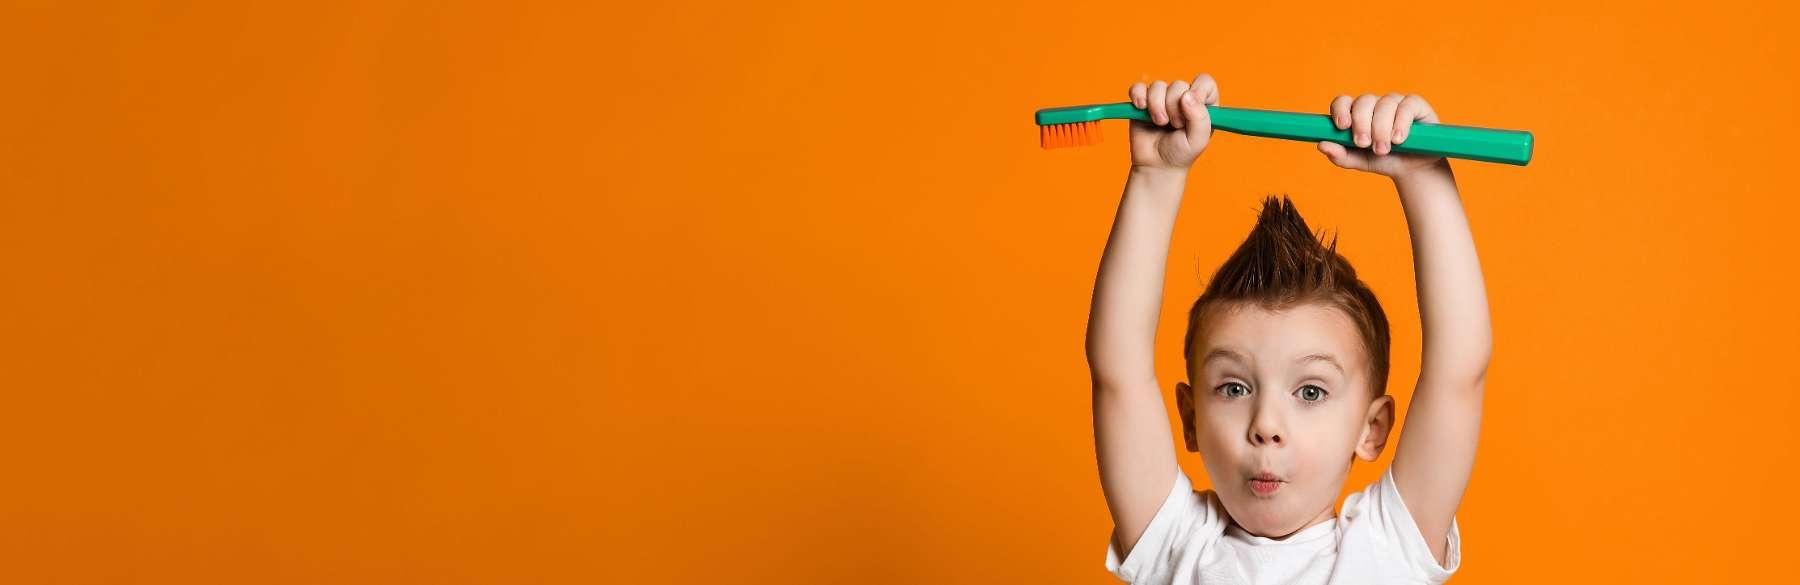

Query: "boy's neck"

xmin=1227 ymin=501 xmax=1339 ymax=541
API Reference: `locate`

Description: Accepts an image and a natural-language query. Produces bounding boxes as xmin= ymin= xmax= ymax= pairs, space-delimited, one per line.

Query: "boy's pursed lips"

xmin=1249 ymin=470 xmax=1286 ymax=496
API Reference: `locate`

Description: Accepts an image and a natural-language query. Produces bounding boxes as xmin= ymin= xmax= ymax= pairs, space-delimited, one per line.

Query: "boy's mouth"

xmin=1248 ymin=471 xmax=1285 ymax=496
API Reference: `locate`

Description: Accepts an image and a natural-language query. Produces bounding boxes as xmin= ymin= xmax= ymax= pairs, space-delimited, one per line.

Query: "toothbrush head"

xmin=1039 ymin=120 xmax=1103 ymax=149
xmin=1035 ymin=102 xmax=1146 ymax=149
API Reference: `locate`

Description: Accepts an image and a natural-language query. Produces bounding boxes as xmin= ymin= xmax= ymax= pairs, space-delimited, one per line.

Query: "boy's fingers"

xmin=1129 ymin=82 xmax=1147 ymax=109
xmin=1190 ymin=73 xmax=1220 ymax=105
xmin=1329 ymin=95 xmax=1352 ymax=129
xmin=1351 ymin=94 xmax=1378 ymax=148
xmin=1409 ymin=94 xmax=1439 ymax=123
xmin=1181 ymin=90 xmax=1211 ymax=144
xmin=1167 ymin=80 xmax=1190 ymax=128
xmin=1148 ymin=80 xmax=1169 ymax=125
xmin=1394 ymin=94 xmax=1430 ymax=144
xmin=1371 ymin=93 xmax=1403 ymax=155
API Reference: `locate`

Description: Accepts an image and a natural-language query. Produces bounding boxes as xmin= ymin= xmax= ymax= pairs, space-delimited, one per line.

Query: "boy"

xmin=1086 ymin=73 xmax=1491 ymax=584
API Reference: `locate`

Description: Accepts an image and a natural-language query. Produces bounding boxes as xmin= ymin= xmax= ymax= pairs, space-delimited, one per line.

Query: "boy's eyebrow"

xmin=1203 ymin=348 xmax=1344 ymax=376
xmin=1298 ymin=353 xmax=1345 ymax=376
xmin=1202 ymin=348 xmax=1247 ymax=366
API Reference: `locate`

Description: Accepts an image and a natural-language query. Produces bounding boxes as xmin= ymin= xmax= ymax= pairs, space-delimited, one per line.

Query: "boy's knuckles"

xmin=1149 ymin=81 xmax=1169 ymax=122
xmin=1352 ymin=95 xmax=1379 ymax=141
xmin=1373 ymin=98 xmax=1401 ymax=146
xmin=1169 ymin=83 xmax=1190 ymax=118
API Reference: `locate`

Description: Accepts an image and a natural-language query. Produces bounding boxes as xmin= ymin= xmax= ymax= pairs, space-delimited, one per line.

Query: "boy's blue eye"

xmin=1217 ymin=382 xmax=1250 ymax=398
xmin=1296 ymin=385 xmax=1328 ymax=402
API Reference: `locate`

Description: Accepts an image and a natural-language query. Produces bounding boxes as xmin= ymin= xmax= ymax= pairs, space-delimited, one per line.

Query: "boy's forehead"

xmin=1196 ymin=302 xmax=1364 ymax=365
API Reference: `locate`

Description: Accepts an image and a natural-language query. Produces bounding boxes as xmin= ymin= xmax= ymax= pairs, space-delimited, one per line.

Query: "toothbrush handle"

xmin=1044 ymin=102 xmax=1534 ymax=166
xmin=1206 ymin=105 xmax=1533 ymax=166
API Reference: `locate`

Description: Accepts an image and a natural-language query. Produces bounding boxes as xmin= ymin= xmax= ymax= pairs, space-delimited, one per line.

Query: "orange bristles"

xmin=1039 ymin=120 xmax=1103 ymax=149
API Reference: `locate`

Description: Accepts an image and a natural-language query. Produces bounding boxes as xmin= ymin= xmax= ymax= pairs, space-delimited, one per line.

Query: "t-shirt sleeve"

xmin=1103 ymin=469 xmax=1219 ymax=584
xmin=1352 ymin=467 xmax=1462 ymax=583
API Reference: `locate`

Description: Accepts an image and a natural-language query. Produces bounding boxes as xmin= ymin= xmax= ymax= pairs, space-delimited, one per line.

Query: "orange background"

xmin=2 ymin=1 xmax=1796 ymax=582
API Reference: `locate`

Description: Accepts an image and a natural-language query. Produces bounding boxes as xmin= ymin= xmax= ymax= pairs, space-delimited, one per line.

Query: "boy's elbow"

xmin=1422 ymin=349 xmax=1490 ymax=393
xmin=1454 ymin=358 xmax=1491 ymax=394
xmin=1087 ymin=364 xmax=1157 ymax=394
xmin=1084 ymin=341 xmax=1155 ymax=388
xmin=1419 ymin=368 xmax=1486 ymax=400
xmin=1470 ymin=335 xmax=1492 ymax=385
xmin=1463 ymin=337 xmax=1492 ymax=383
xmin=1436 ymin=332 xmax=1492 ymax=385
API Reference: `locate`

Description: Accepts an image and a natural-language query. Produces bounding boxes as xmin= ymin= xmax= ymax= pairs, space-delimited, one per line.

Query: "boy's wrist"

xmin=1390 ymin=159 xmax=1455 ymax=193
xmin=1129 ymin=165 xmax=1190 ymax=188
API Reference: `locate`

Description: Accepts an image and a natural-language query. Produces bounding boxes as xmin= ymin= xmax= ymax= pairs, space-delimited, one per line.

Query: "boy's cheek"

xmin=1193 ymin=422 xmax=1246 ymax=467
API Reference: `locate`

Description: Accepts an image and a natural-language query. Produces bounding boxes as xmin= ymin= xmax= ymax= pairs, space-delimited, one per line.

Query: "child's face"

xmin=1179 ymin=301 xmax=1394 ymax=537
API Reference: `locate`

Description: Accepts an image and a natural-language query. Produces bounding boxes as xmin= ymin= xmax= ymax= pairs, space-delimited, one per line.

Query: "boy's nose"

xmin=1248 ymin=399 xmax=1285 ymax=446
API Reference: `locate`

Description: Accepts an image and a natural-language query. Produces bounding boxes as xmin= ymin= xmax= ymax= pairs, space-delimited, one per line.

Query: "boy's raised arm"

xmin=1087 ymin=74 xmax=1217 ymax=557
xmin=1387 ymin=162 xmax=1489 ymax=566
xmin=1317 ymin=93 xmax=1492 ymax=567
xmin=1088 ymin=167 xmax=1186 ymax=555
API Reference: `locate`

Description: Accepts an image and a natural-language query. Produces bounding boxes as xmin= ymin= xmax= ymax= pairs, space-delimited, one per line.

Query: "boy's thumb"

xmin=1181 ymin=92 xmax=1210 ymax=144
xmin=1317 ymin=141 xmax=1366 ymax=170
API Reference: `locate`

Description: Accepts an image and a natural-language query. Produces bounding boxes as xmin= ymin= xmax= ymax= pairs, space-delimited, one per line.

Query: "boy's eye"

xmin=1296 ymin=385 xmax=1328 ymax=402
xmin=1217 ymin=382 xmax=1250 ymax=398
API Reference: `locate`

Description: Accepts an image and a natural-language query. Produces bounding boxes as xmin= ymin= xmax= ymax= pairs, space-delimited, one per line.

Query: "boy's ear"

xmin=1355 ymin=394 xmax=1396 ymax=462
xmin=1175 ymin=381 xmax=1199 ymax=452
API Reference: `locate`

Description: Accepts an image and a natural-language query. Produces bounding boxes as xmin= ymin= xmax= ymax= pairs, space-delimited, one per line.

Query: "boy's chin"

xmin=1223 ymin=494 xmax=1319 ymax=538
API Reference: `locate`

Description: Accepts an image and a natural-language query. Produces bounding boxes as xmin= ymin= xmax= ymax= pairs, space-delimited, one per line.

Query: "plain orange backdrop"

xmin=2 ymin=0 xmax=1798 ymax=582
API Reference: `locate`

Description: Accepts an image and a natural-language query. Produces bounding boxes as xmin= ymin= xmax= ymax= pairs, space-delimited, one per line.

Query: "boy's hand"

xmin=1126 ymin=74 xmax=1218 ymax=172
xmin=1316 ymin=93 xmax=1449 ymax=181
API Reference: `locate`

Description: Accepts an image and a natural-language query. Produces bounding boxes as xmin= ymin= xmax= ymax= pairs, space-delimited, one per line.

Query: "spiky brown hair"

xmin=1182 ymin=196 xmax=1391 ymax=396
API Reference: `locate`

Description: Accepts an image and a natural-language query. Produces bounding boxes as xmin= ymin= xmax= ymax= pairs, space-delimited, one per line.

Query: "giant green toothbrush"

xmin=1036 ymin=102 xmax=1532 ymax=166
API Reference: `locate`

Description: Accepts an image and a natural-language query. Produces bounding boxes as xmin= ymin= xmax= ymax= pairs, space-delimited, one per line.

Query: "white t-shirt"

xmin=1104 ymin=467 xmax=1461 ymax=584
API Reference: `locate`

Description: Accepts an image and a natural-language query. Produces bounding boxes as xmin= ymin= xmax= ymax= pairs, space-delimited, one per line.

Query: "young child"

xmin=1086 ymin=73 xmax=1491 ymax=584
